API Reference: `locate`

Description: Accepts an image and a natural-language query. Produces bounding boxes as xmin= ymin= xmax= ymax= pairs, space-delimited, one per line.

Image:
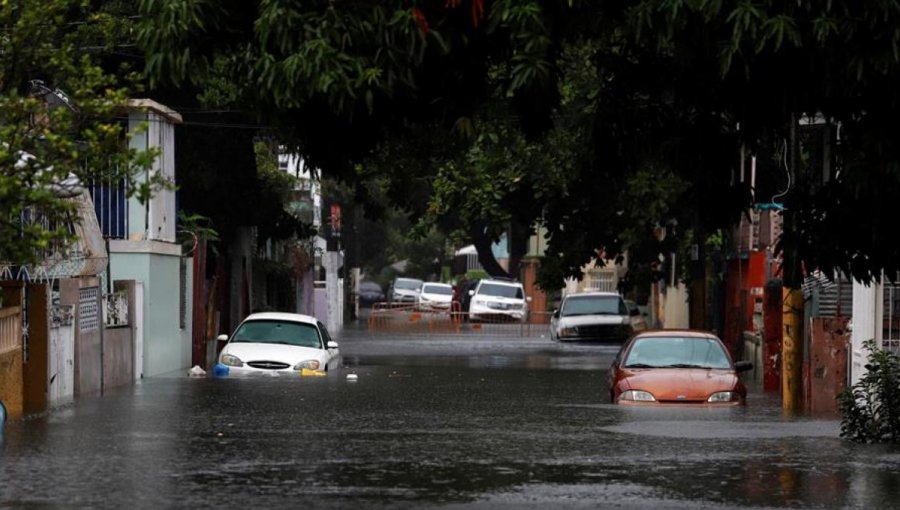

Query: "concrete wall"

xmin=109 ymin=241 xmax=192 ymax=377
xmin=851 ymin=281 xmax=879 ymax=386
xmin=807 ymin=317 xmax=850 ymax=416
xmin=61 ymin=277 xmax=103 ymax=396
xmin=0 ymin=348 xmax=23 ymax=419
xmin=663 ymin=283 xmax=690 ymax=329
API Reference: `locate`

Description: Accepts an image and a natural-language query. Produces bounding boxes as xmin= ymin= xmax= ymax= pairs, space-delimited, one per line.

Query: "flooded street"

xmin=2 ymin=329 xmax=900 ymax=508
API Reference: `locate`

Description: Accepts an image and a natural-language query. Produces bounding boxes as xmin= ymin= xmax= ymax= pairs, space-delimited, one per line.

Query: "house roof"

xmin=128 ymin=99 xmax=183 ymax=124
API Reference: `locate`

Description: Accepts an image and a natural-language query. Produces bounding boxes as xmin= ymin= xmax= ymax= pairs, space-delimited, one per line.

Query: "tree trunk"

xmin=470 ymin=224 xmax=510 ymax=278
xmin=507 ymin=222 xmax=531 ymax=281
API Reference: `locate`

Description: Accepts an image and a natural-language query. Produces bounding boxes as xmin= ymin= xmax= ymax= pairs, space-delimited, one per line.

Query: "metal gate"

xmin=881 ymin=279 xmax=900 ymax=357
xmin=48 ymin=305 xmax=75 ymax=404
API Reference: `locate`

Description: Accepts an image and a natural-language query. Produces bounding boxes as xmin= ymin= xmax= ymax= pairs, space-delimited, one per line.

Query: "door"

xmin=48 ymin=305 xmax=75 ymax=404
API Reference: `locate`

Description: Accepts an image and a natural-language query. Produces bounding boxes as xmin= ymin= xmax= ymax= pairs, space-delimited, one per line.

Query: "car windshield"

xmin=231 ymin=320 xmax=322 ymax=349
xmin=623 ymin=336 xmax=732 ymax=369
xmin=562 ymin=295 xmax=627 ymax=316
xmin=478 ymin=282 xmax=524 ymax=299
xmin=423 ymin=284 xmax=452 ymax=295
xmin=395 ymin=279 xmax=423 ymax=290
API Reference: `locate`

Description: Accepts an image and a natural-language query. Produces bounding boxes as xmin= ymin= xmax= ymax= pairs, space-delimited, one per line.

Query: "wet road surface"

xmin=2 ymin=328 xmax=900 ymax=508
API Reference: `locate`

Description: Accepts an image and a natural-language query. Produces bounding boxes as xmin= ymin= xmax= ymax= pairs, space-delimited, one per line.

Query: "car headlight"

xmin=474 ymin=299 xmax=486 ymax=306
xmin=220 ymin=353 xmax=243 ymax=367
xmin=558 ymin=327 xmax=577 ymax=337
xmin=294 ymin=360 xmax=320 ymax=370
xmin=707 ymin=391 xmax=740 ymax=403
xmin=618 ymin=390 xmax=656 ymax=402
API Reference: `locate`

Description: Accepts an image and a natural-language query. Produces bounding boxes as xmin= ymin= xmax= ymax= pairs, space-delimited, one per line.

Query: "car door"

xmin=550 ymin=297 xmax=563 ymax=340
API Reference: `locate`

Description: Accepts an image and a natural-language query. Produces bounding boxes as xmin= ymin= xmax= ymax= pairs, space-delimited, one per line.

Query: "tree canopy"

xmin=138 ymin=0 xmax=900 ymax=288
xmin=0 ymin=0 xmax=158 ymax=265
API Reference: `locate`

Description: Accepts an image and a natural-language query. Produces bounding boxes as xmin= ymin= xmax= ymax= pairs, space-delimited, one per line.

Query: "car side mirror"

xmin=526 ymin=296 xmax=533 ymax=303
xmin=553 ymin=309 xmax=559 ymax=318
xmin=734 ymin=360 xmax=753 ymax=372
xmin=327 ymin=341 xmax=339 ymax=349
xmin=216 ymin=334 xmax=228 ymax=342
xmin=468 ymin=290 xmax=475 ymax=297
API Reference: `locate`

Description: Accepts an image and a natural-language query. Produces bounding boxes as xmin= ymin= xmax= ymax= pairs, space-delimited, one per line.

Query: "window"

xmin=625 ymin=337 xmax=731 ymax=369
xmin=318 ymin=321 xmax=332 ymax=346
xmin=478 ymin=283 xmax=523 ymax=299
xmin=232 ymin=320 xmax=322 ymax=349
xmin=422 ymin=284 xmax=453 ymax=295
xmin=562 ymin=295 xmax=626 ymax=316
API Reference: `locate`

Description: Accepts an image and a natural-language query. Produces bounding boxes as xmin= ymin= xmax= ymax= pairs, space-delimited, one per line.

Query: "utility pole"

xmin=781 ymin=114 xmax=803 ymax=411
xmin=326 ymin=203 xmax=342 ymax=334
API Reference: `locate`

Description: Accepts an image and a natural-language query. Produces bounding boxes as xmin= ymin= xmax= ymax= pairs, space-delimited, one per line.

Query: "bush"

xmin=839 ymin=339 xmax=900 ymax=443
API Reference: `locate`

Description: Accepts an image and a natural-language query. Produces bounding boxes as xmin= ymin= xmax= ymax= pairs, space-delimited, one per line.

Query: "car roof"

xmin=565 ymin=291 xmax=621 ymax=299
xmin=395 ymin=277 xmax=423 ymax=283
xmin=631 ymin=329 xmax=719 ymax=339
xmin=423 ymin=282 xmax=452 ymax=288
xmin=478 ymin=279 xmax=523 ymax=287
xmin=241 ymin=312 xmax=319 ymax=326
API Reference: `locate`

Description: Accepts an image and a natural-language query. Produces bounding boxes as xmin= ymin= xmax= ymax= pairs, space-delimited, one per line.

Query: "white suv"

xmin=468 ymin=279 xmax=530 ymax=322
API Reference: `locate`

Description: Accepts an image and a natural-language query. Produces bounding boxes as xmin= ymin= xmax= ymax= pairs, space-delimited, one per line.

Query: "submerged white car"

xmin=416 ymin=282 xmax=454 ymax=311
xmin=550 ymin=292 xmax=635 ymax=342
xmin=468 ymin=279 xmax=530 ymax=322
xmin=217 ymin=312 xmax=340 ymax=374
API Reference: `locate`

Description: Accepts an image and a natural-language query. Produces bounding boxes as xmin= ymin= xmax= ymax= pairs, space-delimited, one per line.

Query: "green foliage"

xmin=465 ymin=269 xmax=488 ymax=281
xmin=840 ymin=340 xmax=900 ymax=444
xmin=177 ymin=211 xmax=220 ymax=256
xmin=255 ymin=141 xmax=316 ymax=243
xmin=139 ymin=0 xmax=900 ymax=292
xmin=0 ymin=0 xmax=159 ymax=264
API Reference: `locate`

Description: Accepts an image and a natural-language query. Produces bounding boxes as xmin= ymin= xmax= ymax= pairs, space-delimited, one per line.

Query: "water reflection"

xmin=2 ymin=336 xmax=899 ymax=508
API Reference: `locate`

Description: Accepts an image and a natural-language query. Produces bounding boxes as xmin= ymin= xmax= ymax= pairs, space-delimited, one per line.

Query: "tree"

xmin=138 ymin=0 xmax=558 ymax=278
xmin=138 ymin=0 xmax=900 ymax=293
xmin=0 ymin=0 xmax=158 ymax=265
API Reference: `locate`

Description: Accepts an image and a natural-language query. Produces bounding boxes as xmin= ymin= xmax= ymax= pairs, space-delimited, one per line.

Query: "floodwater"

xmin=2 ymin=328 xmax=900 ymax=508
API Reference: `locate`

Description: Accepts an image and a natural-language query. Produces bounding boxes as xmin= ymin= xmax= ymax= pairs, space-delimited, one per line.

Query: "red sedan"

xmin=608 ymin=330 xmax=753 ymax=405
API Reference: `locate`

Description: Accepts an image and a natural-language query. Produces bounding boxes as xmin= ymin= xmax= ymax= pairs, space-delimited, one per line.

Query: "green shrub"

xmin=839 ymin=339 xmax=900 ymax=443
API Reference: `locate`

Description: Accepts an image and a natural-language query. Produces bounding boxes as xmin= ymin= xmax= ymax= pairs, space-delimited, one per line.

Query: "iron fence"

xmin=367 ymin=303 xmax=552 ymax=337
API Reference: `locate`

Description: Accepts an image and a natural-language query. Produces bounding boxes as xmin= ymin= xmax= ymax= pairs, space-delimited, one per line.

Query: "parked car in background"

xmin=417 ymin=282 xmax=454 ymax=311
xmin=624 ymin=299 xmax=649 ymax=331
xmin=608 ymin=330 xmax=752 ymax=405
xmin=217 ymin=312 xmax=340 ymax=375
xmin=388 ymin=277 xmax=424 ymax=304
xmin=358 ymin=281 xmax=385 ymax=305
xmin=468 ymin=279 xmax=530 ymax=322
xmin=550 ymin=292 xmax=634 ymax=342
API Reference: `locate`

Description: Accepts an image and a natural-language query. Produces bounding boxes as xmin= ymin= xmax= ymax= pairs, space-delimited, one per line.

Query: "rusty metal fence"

xmin=367 ymin=302 xmax=552 ymax=337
